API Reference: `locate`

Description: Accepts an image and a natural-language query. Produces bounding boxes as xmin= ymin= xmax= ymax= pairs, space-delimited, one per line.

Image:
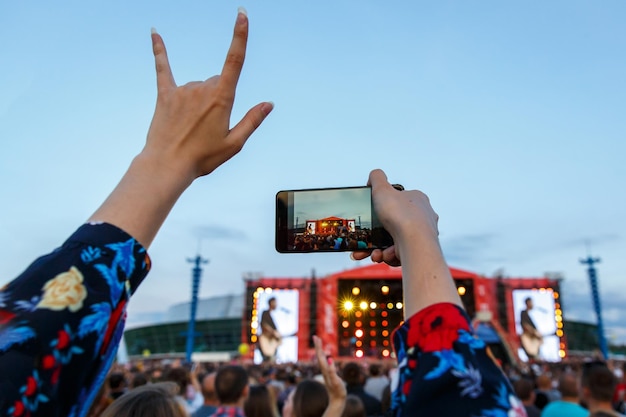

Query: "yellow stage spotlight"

xmin=344 ymin=301 xmax=354 ymax=311
xmin=396 ymin=302 xmax=403 ymax=310
xmin=370 ymin=302 xmax=377 ymax=310
xmin=352 ymin=287 xmax=361 ymax=296
xmin=382 ymin=349 xmax=390 ymax=357
xmin=355 ymin=329 xmax=364 ymax=338
xmin=356 ymin=350 xmax=364 ymax=358
xmin=381 ymin=285 xmax=390 ymax=295
xmin=457 ymin=286 xmax=466 ymax=296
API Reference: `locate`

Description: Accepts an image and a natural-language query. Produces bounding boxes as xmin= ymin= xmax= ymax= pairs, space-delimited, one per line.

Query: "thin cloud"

xmin=192 ymin=225 xmax=247 ymax=241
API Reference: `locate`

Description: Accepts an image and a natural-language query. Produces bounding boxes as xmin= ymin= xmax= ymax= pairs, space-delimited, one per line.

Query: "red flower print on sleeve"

xmin=406 ymin=303 xmax=470 ymax=353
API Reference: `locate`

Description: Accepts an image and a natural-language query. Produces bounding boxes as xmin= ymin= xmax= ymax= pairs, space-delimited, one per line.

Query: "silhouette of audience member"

xmin=513 ymin=378 xmax=541 ymax=417
xmin=283 ymin=336 xmax=346 ymax=417
xmin=244 ymin=384 xmax=279 ymax=417
xmin=540 ymin=371 xmax=587 ymax=417
xmin=581 ymin=361 xmax=626 ymax=417
xmin=534 ymin=373 xmax=561 ymax=410
xmin=363 ymin=364 xmax=389 ymax=402
xmin=211 ymin=365 xmax=250 ymax=417
xmin=341 ymin=395 xmax=367 ymax=417
xmin=193 ymin=372 xmax=219 ymax=417
xmin=101 ymin=382 xmax=187 ymax=417
xmin=108 ymin=372 xmax=128 ymax=401
xmin=342 ymin=362 xmax=382 ymax=417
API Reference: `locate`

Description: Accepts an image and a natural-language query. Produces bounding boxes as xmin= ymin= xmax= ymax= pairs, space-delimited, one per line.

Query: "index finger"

xmin=219 ymin=8 xmax=249 ymax=98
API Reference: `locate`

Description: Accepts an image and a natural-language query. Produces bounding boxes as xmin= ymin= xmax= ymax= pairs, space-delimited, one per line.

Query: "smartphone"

xmin=275 ymin=186 xmax=395 ymax=253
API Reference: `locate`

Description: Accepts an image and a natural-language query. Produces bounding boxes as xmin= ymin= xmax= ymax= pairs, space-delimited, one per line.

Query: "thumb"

xmin=368 ymin=169 xmax=391 ymax=190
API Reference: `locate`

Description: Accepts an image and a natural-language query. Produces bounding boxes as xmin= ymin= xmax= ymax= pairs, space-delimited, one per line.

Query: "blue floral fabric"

xmin=0 ymin=223 xmax=150 ymax=417
xmin=390 ymin=303 xmax=527 ymax=417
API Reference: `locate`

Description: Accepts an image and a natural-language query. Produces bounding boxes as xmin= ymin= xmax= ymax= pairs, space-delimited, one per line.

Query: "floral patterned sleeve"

xmin=0 ymin=223 xmax=150 ymax=417
xmin=390 ymin=303 xmax=527 ymax=417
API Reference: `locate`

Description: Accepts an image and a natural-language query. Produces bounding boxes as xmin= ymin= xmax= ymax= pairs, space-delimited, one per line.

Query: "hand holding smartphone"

xmin=275 ymin=185 xmax=402 ymax=253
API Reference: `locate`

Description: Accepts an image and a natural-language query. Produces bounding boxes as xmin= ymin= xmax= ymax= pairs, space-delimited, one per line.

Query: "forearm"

xmin=88 ymin=152 xmax=194 ymax=248
xmin=395 ymin=231 xmax=463 ymax=319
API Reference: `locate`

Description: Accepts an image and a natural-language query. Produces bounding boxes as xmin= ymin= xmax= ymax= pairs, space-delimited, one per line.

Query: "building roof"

xmin=325 ymin=262 xmax=482 ymax=280
xmin=166 ymin=293 xmax=244 ymax=323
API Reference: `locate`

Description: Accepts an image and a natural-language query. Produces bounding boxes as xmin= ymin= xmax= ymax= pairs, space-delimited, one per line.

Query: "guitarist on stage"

xmin=520 ymin=297 xmax=543 ymax=361
xmin=260 ymin=297 xmax=282 ymax=362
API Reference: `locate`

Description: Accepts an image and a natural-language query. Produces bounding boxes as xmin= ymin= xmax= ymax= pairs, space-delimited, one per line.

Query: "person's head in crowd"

xmin=341 ymin=395 xmax=366 ymax=417
xmin=107 ymin=372 xmax=128 ymax=400
xmin=200 ymin=372 xmax=219 ymax=406
xmin=513 ymin=378 xmax=535 ymax=405
xmin=342 ymin=362 xmax=365 ymax=387
xmin=215 ymin=365 xmax=250 ymax=407
xmin=557 ymin=371 xmax=580 ymax=401
xmin=581 ymin=361 xmax=618 ymax=412
xmin=244 ymin=384 xmax=279 ymax=417
xmin=163 ymin=367 xmax=191 ymax=399
xmin=283 ymin=379 xmax=329 ymax=417
xmin=368 ymin=364 xmax=382 ymax=378
xmin=131 ymin=372 xmax=149 ymax=389
xmin=101 ymin=382 xmax=186 ymax=417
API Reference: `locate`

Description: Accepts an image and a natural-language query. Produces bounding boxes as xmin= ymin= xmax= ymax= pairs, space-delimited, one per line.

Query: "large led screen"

xmin=254 ymin=289 xmax=299 ymax=364
xmin=512 ymin=289 xmax=560 ymax=362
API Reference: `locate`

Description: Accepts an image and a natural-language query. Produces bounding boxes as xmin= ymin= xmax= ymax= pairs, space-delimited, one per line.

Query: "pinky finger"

xmin=227 ymin=101 xmax=274 ymax=147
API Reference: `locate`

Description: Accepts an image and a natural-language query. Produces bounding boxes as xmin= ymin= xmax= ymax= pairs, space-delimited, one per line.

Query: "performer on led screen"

xmin=259 ymin=297 xmax=282 ymax=363
xmin=520 ymin=297 xmax=544 ymax=360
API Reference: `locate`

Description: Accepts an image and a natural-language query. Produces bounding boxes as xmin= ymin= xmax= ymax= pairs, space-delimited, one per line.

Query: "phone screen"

xmin=275 ymin=186 xmax=393 ymax=253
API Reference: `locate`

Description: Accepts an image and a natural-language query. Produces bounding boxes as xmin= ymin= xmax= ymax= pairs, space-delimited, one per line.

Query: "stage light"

xmin=383 ymin=340 xmax=389 ymax=347
xmin=251 ymin=322 xmax=258 ymax=329
xmin=555 ymin=309 xmax=562 ymax=316
xmin=355 ymin=311 xmax=362 ymax=318
xmin=370 ymin=321 xmax=376 ymax=327
xmin=558 ymin=350 xmax=566 ymax=358
xmin=355 ymin=329 xmax=364 ymax=338
xmin=458 ymin=286 xmax=466 ymax=296
xmin=370 ymin=330 xmax=376 ymax=337
xmin=256 ymin=287 xmax=264 ymax=293
xmin=555 ymin=316 xmax=562 ymax=322
xmin=381 ymin=285 xmax=390 ymax=295
xmin=387 ymin=302 xmax=394 ymax=309
xmin=382 ymin=349 xmax=390 ymax=357
xmin=356 ymin=340 xmax=363 ymax=347
xmin=370 ymin=340 xmax=376 ymax=347
xmin=360 ymin=301 xmax=368 ymax=310
xmin=265 ymin=287 xmax=273 ymax=294
xmin=382 ymin=330 xmax=389 ymax=337
xmin=557 ymin=322 xmax=563 ymax=329
xmin=381 ymin=311 xmax=388 ymax=318
xmin=370 ymin=302 xmax=377 ymax=310
xmin=342 ymin=320 xmax=349 ymax=328
xmin=251 ymin=335 xmax=257 ymax=342
xmin=556 ymin=329 xmax=564 ymax=337
xmin=344 ymin=301 xmax=354 ymax=311
xmin=382 ymin=320 xmax=388 ymax=327
xmin=253 ymin=292 xmax=259 ymax=299
xmin=553 ymin=292 xmax=559 ymax=299
xmin=352 ymin=287 xmax=361 ymax=296
xmin=396 ymin=302 xmax=403 ymax=310
xmin=355 ymin=321 xmax=362 ymax=328
xmin=251 ymin=328 xmax=257 ymax=335
xmin=356 ymin=350 xmax=364 ymax=358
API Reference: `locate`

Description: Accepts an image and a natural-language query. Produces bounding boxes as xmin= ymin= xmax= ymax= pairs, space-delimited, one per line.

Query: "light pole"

xmin=580 ymin=255 xmax=608 ymax=359
xmin=186 ymin=254 xmax=209 ymax=363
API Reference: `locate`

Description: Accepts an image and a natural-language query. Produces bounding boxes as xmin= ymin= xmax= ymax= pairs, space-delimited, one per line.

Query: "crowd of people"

xmin=290 ymin=231 xmax=372 ymax=251
xmin=0 ymin=6 xmax=620 ymax=417
xmin=84 ymin=356 xmax=626 ymax=417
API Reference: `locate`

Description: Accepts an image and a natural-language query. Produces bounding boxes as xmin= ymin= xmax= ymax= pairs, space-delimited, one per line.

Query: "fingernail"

xmin=350 ymin=253 xmax=356 ymax=261
xmin=237 ymin=6 xmax=248 ymax=23
xmin=261 ymin=101 xmax=274 ymax=116
xmin=151 ymin=27 xmax=158 ymax=35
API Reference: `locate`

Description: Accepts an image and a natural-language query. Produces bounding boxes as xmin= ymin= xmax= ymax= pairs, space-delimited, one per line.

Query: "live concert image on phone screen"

xmin=512 ymin=289 xmax=560 ymax=362
xmin=254 ymin=289 xmax=299 ymax=364
xmin=281 ymin=187 xmax=382 ymax=252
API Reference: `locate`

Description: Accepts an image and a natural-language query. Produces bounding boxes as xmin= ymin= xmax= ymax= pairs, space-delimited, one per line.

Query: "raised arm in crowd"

xmin=0 ymin=7 xmax=524 ymax=417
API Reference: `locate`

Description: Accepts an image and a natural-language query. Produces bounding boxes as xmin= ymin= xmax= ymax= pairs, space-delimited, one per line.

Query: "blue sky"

xmin=1 ymin=1 xmax=625 ymax=344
